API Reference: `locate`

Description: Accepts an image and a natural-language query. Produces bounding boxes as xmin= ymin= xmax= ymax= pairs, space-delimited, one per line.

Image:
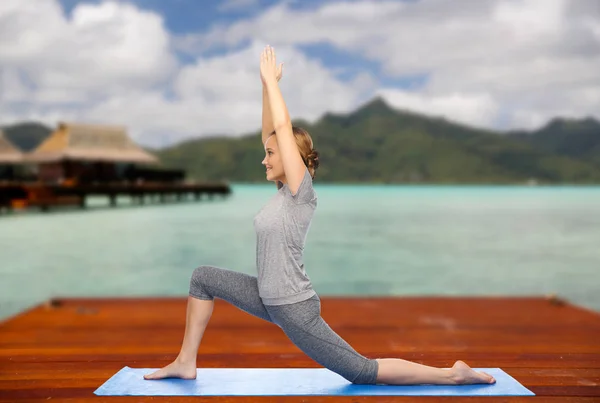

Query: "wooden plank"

xmin=4 ymin=354 xmax=599 ymax=370
xmin=1 ymin=396 xmax=599 ymax=403
xmin=0 ymin=181 xmax=232 ymax=212
xmin=1 ymin=365 xmax=598 ymax=385
xmin=0 ymin=296 xmax=599 ymax=402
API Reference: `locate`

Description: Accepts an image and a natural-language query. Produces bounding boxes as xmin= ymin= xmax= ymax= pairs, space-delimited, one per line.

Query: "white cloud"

xmin=173 ymin=1 xmax=403 ymax=56
xmin=0 ymin=0 xmax=373 ymax=147
xmin=377 ymin=89 xmax=500 ymax=129
xmin=0 ymin=0 xmax=176 ymax=104
xmin=0 ymin=68 xmax=32 ymax=103
xmin=182 ymin=0 xmax=600 ymax=130
xmin=1 ymin=0 xmax=599 ymax=149
xmin=85 ymin=41 xmax=373 ymax=146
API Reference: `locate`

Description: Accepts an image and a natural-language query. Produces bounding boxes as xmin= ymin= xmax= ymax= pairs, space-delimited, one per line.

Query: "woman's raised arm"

xmin=261 ymin=45 xmax=305 ymax=196
xmin=261 ymin=58 xmax=283 ymax=145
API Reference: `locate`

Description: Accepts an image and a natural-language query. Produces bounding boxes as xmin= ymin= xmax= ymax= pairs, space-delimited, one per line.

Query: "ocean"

xmin=1 ymin=184 xmax=599 ymax=322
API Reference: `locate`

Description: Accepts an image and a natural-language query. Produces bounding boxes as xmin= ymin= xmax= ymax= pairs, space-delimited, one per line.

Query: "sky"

xmin=1 ymin=0 xmax=599 ymax=147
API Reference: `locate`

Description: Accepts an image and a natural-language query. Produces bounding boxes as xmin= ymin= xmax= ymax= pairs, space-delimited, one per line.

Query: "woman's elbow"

xmin=273 ymin=120 xmax=292 ymax=132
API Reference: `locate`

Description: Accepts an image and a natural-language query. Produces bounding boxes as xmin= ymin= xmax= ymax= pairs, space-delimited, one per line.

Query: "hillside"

xmin=155 ymin=97 xmax=600 ymax=184
xmin=1 ymin=122 xmax=52 ymax=152
xmin=2 ymin=98 xmax=600 ymax=184
xmin=507 ymin=117 xmax=600 ymax=169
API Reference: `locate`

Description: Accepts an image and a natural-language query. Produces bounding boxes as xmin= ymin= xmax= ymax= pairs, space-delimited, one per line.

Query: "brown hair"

xmin=270 ymin=126 xmax=320 ymax=179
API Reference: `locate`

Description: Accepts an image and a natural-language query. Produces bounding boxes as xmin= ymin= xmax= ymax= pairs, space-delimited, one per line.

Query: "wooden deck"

xmin=1 ymin=296 xmax=599 ymax=402
xmin=0 ymin=181 xmax=231 ymax=212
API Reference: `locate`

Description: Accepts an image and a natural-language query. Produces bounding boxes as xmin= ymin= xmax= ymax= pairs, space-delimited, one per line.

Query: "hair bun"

xmin=307 ymin=149 xmax=320 ymax=170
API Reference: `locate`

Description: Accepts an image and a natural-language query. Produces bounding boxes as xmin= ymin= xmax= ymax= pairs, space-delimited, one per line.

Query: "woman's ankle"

xmin=175 ymin=354 xmax=197 ymax=365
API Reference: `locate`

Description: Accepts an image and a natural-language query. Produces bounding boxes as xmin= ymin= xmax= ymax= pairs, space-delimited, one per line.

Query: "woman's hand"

xmin=276 ymin=61 xmax=283 ymax=82
xmin=260 ymin=45 xmax=283 ymax=86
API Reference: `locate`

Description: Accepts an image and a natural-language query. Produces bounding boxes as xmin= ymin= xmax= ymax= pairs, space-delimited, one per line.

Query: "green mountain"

xmin=1 ymin=122 xmax=52 ymax=152
xmin=507 ymin=117 xmax=600 ymax=168
xmin=3 ymin=98 xmax=600 ymax=184
xmin=156 ymin=97 xmax=600 ymax=184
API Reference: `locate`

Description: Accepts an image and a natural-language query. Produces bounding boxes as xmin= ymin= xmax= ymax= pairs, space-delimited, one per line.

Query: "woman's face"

xmin=262 ymin=135 xmax=285 ymax=183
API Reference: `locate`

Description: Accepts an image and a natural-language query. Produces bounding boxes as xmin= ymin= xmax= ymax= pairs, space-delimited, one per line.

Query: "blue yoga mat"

xmin=94 ymin=367 xmax=534 ymax=396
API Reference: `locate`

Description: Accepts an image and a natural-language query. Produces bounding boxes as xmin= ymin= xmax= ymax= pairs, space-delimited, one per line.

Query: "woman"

xmin=144 ymin=45 xmax=496 ymax=386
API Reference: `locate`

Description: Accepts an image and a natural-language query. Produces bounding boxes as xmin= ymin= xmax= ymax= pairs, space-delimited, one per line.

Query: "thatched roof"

xmin=25 ymin=122 xmax=159 ymax=164
xmin=0 ymin=130 xmax=24 ymax=164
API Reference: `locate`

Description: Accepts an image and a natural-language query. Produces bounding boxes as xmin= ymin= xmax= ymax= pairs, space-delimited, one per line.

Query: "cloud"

xmin=0 ymin=0 xmax=375 ymax=147
xmin=376 ymin=89 xmax=500 ymax=129
xmin=172 ymin=1 xmax=403 ymax=57
xmin=0 ymin=0 xmax=176 ymax=103
xmin=181 ymin=0 xmax=600 ymax=130
xmin=0 ymin=0 xmax=181 ymax=141
xmin=1 ymin=0 xmax=598 ymax=148
xmin=85 ymin=41 xmax=374 ymax=146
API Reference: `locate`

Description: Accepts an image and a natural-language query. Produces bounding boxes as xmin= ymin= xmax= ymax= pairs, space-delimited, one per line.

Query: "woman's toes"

xmin=484 ymin=372 xmax=496 ymax=384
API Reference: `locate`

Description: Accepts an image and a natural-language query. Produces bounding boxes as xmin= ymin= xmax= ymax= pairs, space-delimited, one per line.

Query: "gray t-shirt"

xmin=253 ymin=167 xmax=317 ymax=305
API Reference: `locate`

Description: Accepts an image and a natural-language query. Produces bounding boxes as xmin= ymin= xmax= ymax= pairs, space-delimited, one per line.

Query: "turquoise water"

xmin=1 ymin=184 xmax=599 ymax=322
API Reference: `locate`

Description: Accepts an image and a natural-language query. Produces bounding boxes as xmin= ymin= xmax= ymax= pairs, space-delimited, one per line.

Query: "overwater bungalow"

xmin=0 ymin=122 xmax=229 ymax=212
xmin=24 ymin=122 xmax=169 ymax=184
xmin=0 ymin=130 xmax=29 ymax=182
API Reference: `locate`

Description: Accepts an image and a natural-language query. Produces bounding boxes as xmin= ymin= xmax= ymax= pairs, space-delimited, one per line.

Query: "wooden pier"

xmin=0 ymin=296 xmax=599 ymax=402
xmin=0 ymin=181 xmax=231 ymax=212
xmin=1 ymin=122 xmax=236 ymax=213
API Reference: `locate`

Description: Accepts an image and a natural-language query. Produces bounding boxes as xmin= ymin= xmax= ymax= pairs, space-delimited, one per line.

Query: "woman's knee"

xmin=191 ymin=265 xmax=209 ymax=284
xmin=189 ymin=265 xmax=214 ymax=300
xmin=274 ymin=312 xmax=378 ymax=385
xmin=350 ymin=358 xmax=379 ymax=385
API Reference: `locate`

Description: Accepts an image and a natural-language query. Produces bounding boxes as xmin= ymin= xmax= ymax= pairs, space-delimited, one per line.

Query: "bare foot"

xmin=451 ymin=360 xmax=496 ymax=385
xmin=143 ymin=358 xmax=197 ymax=380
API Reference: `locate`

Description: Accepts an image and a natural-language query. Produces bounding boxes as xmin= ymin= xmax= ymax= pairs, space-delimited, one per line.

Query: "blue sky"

xmin=59 ymin=0 xmax=280 ymax=33
xmin=58 ymin=0 xmax=358 ymax=34
xmin=2 ymin=0 xmax=598 ymax=147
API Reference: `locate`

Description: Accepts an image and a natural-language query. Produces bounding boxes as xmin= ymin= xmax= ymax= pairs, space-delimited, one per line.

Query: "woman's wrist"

xmin=264 ymin=77 xmax=279 ymax=89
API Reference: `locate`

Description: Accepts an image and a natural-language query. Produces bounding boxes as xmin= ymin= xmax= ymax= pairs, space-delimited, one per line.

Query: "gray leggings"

xmin=188 ymin=265 xmax=379 ymax=385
